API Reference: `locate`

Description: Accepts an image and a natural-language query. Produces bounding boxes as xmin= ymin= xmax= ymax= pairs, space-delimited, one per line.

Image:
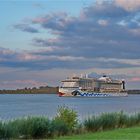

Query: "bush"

xmin=84 ymin=112 xmax=136 ymax=132
xmin=74 ymin=123 xmax=84 ymax=135
xmin=125 ymin=113 xmax=140 ymax=127
xmin=50 ymin=119 xmax=69 ymax=137
xmin=136 ymin=113 xmax=140 ymax=124
xmin=117 ymin=111 xmax=129 ymax=128
xmin=19 ymin=116 xmax=50 ymax=139
xmin=2 ymin=116 xmax=51 ymax=139
xmin=0 ymin=121 xmax=5 ymax=139
xmin=6 ymin=120 xmax=20 ymax=138
xmin=0 ymin=110 xmax=140 ymax=139
xmin=0 ymin=121 xmax=16 ymax=139
xmin=84 ymin=116 xmax=102 ymax=132
xmin=100 ymin=113 xmax=118 ymax=130
xmin=54 ymin=106 xmax=78 ymax=131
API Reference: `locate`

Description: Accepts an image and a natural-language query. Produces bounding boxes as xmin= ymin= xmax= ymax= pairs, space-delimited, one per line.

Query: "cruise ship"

xmin=59 ymin=75 xmax=128 ymax=97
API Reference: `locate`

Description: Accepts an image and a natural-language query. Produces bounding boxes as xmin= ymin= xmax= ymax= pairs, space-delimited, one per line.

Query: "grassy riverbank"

xmin=127 ymin=90 xmax=140 ymax=94
xmin=0 ymin=86 xmax=58 ymax=94
xmin=57 ymin=126 xmax=140 ymax=140
xmin=0 ymin=107 xmax=140 ymax=139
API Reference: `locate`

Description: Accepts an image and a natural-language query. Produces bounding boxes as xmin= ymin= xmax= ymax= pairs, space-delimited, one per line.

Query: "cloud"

xmin=98 ymin=19 xmax=108 ymax=26
xmin=88 ymin=72 xmax=127 ymax=79
xmin=82 ymin=0 xmax=130 ymax=19
xmin=29 ymin=0 xmax=140 ymax=61
xmin=1 ymin=46 xmax=140 ymax=71
xmin=128 ymin=77 xmax=140 ymax=82
xmin=0 ymin=79 xmax=47 ymax=89
xmin=115 ymin=0 xmax=140 ymax=11
xmin=13 ymin=23 xmax=39 ymax=33
xmin=6 ymin=0 xmax=140 ymax=70
xmin=0 ymin=65 xmax=140 ymax=89
xmin=32 ymin=2 xmax=45 ymax=9
xmin=1 ymin=0 xmax=140 ymax=89
xmin=0 ymin=47 xmax=15 ymax=55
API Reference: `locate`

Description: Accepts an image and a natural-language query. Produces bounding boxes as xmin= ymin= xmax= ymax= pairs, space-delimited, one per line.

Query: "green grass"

xmin=56 ymin=126 xmax=140 ymax=140
xmin=0 ymin=107 xmax=140 ymax=139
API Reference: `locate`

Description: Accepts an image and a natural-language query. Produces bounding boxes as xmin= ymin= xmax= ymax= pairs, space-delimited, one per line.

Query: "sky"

xmin=0 ymin=0 xmax=140 ymax=89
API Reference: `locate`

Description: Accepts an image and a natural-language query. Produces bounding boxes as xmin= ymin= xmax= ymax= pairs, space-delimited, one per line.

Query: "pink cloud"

xmin=32 ymin=17 xmax=47 ymax=24
xmin=0 ymin=80 xmax=47 ymax=89
xmin=115 ymin=0 xmax=140 ymax=11
xmin=127 ymin=77 xmax=140 ymax=82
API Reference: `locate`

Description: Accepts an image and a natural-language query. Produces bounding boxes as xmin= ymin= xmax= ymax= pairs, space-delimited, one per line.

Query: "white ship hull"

xmin=59 ymin=88 xmax=128 ymax=97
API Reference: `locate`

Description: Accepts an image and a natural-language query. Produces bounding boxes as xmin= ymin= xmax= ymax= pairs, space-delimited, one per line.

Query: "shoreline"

xmin=0 ymin=86 xmax=59 ymax=94
xmin=0 ymin=91 xmax=140 ymax=94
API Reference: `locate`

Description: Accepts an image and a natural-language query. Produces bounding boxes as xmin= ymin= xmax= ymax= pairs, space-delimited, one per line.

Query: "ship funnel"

xmin=122 ymin=80 xmax=125 ymax=90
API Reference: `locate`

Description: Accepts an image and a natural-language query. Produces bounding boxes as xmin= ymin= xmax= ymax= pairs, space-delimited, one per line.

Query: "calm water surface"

xmin=0 ymin=94 xmax=140 ymax=120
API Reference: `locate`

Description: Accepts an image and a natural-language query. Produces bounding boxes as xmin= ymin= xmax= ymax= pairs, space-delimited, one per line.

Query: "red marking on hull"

xmin=58 ymin=92 xmax=65 ymax=97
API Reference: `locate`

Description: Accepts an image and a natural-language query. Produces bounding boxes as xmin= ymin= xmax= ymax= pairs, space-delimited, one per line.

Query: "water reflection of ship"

xmin=59 ymin=75 xmax=127 ymax=97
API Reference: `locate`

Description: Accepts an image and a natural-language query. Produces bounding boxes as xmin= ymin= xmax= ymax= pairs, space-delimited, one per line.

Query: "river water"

xmin=0 ymin=94 xmax=140 ymax=120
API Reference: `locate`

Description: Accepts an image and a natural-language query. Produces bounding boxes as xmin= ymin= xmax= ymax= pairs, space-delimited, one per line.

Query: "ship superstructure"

xmin=59 ymin=75 xmax=127 ymax=97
